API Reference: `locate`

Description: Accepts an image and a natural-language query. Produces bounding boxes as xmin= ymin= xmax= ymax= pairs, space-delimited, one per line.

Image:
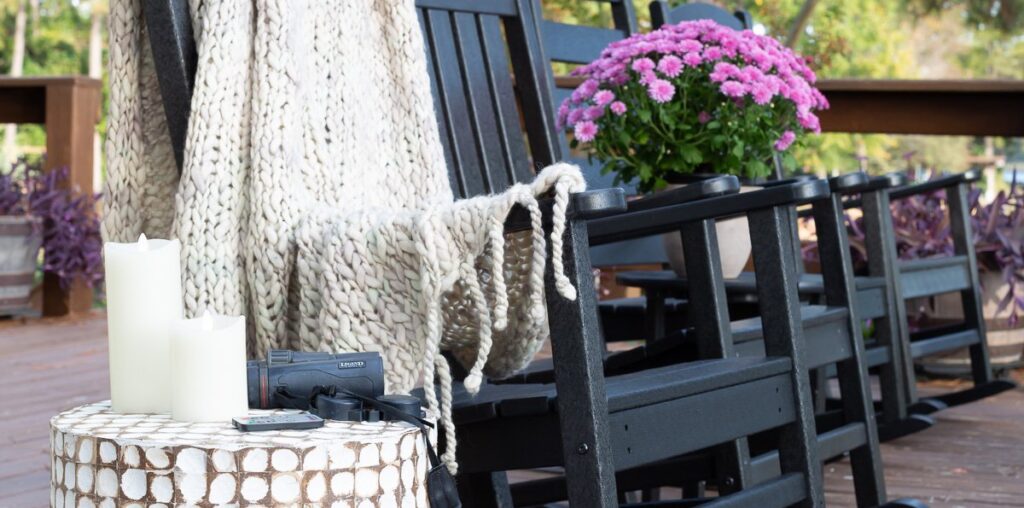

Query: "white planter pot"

xmin=0 ymin=216 xmax=42 ymax=314
xmin=661 ymin=184 xmax=758 ymax=279
xmin=915 ymin=271 xmax=1024 ymax=375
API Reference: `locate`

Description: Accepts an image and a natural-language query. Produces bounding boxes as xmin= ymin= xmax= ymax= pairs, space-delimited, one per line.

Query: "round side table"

xmin=50 ymin=402 xmax=430 ymax=507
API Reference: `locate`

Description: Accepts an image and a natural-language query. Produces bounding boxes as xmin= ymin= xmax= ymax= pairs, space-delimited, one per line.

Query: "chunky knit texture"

xmin=103 ymin=0 xmax=585 ymax=471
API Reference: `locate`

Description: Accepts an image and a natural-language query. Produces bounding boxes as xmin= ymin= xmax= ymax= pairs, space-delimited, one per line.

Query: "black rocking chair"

xmin=504 ymin=2 xmax=918 ymax=506
xmin=145 ymin=0 xmax=838 ymax=505
xmin=641 ymin=0 xmax=996 ymax=444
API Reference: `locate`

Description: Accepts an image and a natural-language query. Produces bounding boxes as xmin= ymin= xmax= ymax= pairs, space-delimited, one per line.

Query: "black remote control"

xmin=233 ymin=413 xmax=325 ymax=432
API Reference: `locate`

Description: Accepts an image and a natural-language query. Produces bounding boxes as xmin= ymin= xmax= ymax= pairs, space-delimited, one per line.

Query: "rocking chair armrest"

xmin=626 ymin=175 xmax=740 ymax=212
xmin=586 ymin=179 xmax=830 ymax=246
xmin=806 ymin=173 xmax=910 ymax=215
xmin=889 ymin=169 xmax=981 ymax=200
xmin=827 ymin=171 xmax=870 ymax=192
xmin=755 ymin=175 xmax=818 ymax=188
xmin=502 ymin=188 xmax=627 ymax=234
xmin=839 ymin=172 xmax=908 ymax=196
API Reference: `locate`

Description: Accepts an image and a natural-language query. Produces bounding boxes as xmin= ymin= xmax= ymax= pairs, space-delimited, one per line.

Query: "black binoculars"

xmin=246 ymin=349 xmax=386 ymax=410
xmin=246 ymin=349 xmax=423 ymax=423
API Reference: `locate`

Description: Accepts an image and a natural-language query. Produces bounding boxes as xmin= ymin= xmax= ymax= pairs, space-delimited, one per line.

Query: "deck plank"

xmin=1 ymin=313 xmax=1022 ymax=507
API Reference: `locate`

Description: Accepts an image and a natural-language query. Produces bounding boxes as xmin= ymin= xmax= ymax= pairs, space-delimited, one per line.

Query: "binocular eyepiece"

xmin=312 ymin=393 xmax=423 ymax=422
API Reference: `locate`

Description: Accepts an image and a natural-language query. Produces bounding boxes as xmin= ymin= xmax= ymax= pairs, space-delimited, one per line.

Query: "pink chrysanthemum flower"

xmin=593 ymin=90 xmax=615 ymax=106
xmin=697 ymin=111 xmax=712 ymax=124
xmin=574 ymin=121 xmax=599 ymax=142
xmin=774 ymin=130 xmax=797 ymax=151
xmin=682 ymin=52 xmax=703 ymax=67
xmin=556 ymin=101 xmax=570 ymax=129
xmin=677 ymin=40 xmax=703 ymax=53
xmin=585 ymin=106 xmax=606 ymax=121
xmin=797 ymin=110 xmax=821 ymax=133
xmin=631 ymin=57 xmax=656 ymax=73
xmin=720 ymin=81 xmax=746 ymax=98
xmin=572 ymin=79 xmax=599 ymax=102
xmin=750 ymin=84 xmax=773 ymax=105
xmin=610 ymin=101 xmax=627 ymax=115
xmin=657 ymin=56 xmax=684 ymax=77
xmin=648 ymin=79 xmax=676 ymax=103
xmin=567 ymin=108 xmax=584 ymax=126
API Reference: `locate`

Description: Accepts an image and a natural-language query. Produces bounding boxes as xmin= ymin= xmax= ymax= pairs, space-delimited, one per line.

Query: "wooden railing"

xmin=0 ymin=76 xmax=102 ymax=316
xmin=817 ymin=79 xmax=1024 ymax=137
xmin=553 ymin=77 xmax=1024 ymax=137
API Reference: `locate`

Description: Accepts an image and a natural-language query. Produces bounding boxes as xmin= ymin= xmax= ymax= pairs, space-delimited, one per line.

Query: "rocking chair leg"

xmin=680 ymin=219 xmax=752 ymax=495
xmin=811 ymin=368 xmax=829 ymax=413
xmin=546 ymin=218 xmax=618 ymax=507
xmin=863 ymin=190 xmax=920 ymax=407
xmin=456 ymin=471 xmax=514 ymax=508
xmin=641 ymin=488 xmax=661 ymax=501
xmin=749 ymin=207 xmax=824 ymax=508
xmin=681 ymin=481 xmax=705 ymax=499
xmin=814 ymin=193 xmax=887 ymax=506
xmin=948 ymin=183 xmax=996 ymax=388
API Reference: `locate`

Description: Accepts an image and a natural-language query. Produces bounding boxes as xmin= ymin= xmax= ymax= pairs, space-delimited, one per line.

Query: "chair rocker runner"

xmin=147 ymin=0 xmax=830 ymax=506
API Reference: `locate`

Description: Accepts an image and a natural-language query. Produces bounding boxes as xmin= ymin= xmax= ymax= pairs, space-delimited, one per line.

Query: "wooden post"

xmin=42 ymin=78 xmax=101 ymax=315
xmin=0 ymin=76 xmax=102 ymax=316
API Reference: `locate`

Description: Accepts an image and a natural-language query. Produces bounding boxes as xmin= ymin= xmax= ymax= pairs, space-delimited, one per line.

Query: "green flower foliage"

xmin=576 ymin=76 xmax=796 ymax=190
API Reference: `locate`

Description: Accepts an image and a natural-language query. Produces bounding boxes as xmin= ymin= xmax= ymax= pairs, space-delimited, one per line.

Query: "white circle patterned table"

xmin=50 ymin=402 xmax=431 ymax=507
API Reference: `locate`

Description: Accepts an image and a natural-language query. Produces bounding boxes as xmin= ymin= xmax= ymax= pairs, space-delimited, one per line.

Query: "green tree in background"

xmin=0 ymin=0 xmax=100 ymax=162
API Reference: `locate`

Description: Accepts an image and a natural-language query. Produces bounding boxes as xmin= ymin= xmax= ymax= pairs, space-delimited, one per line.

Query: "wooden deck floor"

xmin=2 ymin=313 xmax=1022 ymax=507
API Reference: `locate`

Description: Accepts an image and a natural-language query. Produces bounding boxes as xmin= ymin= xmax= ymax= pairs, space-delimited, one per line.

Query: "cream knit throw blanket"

xmin=103 ymin=0 xmax=585 ymax=470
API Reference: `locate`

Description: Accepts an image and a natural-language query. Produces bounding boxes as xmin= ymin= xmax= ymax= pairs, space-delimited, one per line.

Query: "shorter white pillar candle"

xmin=170 ymin=312 xmax=249 ymax=422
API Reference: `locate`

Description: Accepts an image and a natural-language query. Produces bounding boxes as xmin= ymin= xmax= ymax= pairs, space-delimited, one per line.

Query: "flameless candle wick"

xmin=137 ymin=233 xmax=149 ymax=252
xmin=201 ymin=310 xmax=214 ymax=332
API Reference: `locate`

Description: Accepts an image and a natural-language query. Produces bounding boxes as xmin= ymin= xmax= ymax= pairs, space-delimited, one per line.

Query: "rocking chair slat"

xmin=421 ymin=9 xmax=486 ymax=197
xmin=478 ymin=14 xmax=533 ymax=185
xmin=451 ymin=12 xmax=508 ymax=193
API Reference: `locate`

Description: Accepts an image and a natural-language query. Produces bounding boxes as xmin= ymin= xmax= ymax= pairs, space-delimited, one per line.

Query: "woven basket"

xmin=0 ymin=216 xmax=41 ymax=314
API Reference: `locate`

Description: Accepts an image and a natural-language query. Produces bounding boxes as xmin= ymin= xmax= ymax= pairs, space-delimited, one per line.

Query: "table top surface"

xmin=51 ymin=401 xmax=424 ymax=451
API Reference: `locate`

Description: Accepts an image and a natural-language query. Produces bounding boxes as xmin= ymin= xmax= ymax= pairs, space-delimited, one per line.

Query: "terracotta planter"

xmin=0 ymin=216 xmax=42 ymax=314
xmin=661 ymin=184 xmax=758 ymax=279
xmin=914 ymin=271 xmax=1024 ymax=375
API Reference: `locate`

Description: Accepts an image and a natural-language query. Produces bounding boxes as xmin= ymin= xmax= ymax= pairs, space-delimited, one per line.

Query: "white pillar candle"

xmin=171 ymin=312 xmax=249 ymax=422
xmin=104 ymin=234 xmax=183 ymax=413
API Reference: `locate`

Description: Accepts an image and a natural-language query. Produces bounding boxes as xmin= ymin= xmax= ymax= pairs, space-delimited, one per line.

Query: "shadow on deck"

xmin=1 ymin=313 xmax=1022 ymax=506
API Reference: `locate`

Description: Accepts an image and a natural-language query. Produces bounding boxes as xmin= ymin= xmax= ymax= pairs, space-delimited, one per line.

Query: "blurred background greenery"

xmin=1 ymin=0 xmax=106 ymax=184
xmin=1 ymin=0 xmax=1022 ymax=184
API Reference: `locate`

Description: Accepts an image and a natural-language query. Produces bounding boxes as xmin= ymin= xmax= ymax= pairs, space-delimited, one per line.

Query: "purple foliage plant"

xmin=803 ymin=171 xmax=1024 ymax=325
xmin=0 ymin=158 xmax=103 ymax=290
